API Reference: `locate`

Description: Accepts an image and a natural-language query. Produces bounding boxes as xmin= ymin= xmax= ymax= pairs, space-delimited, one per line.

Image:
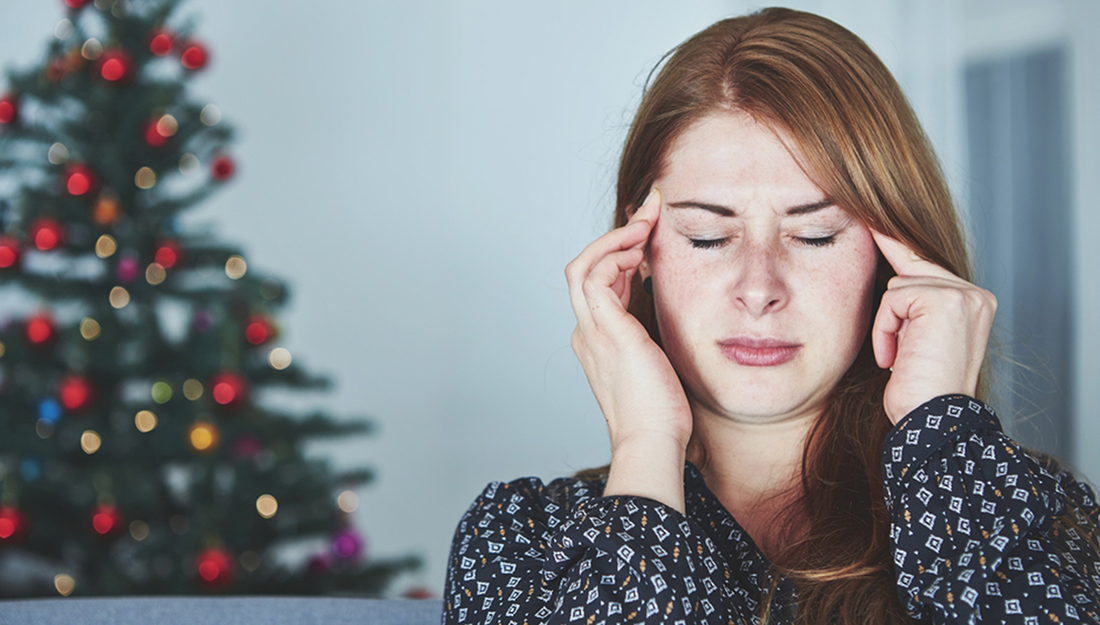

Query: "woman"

xmin=442 ymin=8 xmax=1100 ymax=624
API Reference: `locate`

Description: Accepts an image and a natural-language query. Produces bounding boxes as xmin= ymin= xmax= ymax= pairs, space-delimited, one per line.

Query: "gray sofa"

xmin=0 ymin=597 xmax=443 ymax=625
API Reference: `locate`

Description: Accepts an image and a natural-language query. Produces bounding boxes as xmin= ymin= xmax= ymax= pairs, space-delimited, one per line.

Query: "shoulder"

xmin=458 ymin=472 xmax=608 ymax=531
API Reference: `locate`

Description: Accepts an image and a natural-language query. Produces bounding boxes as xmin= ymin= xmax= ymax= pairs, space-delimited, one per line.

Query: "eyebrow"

xmin=666 ymin=199 xmax=835 ymax=217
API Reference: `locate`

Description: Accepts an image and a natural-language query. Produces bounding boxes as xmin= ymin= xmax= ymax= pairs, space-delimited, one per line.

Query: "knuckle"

xmin=564 ymin=260 xmax=579 ymax=284
xmin=581 ymin=278 xmax=600 ymax=300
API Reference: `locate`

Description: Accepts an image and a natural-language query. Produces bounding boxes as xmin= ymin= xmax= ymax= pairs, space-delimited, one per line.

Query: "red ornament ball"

xmin=91 ymin=504 xmax=124 ymax=537
xmin=244 ymin=316 xmax=276 ymax=345
xmin=210 ymin=372 xmax=249 ymax=411
xmin=59 ymin=374 xmax=95 ymax=412
xmin=97 ymin=49 xmax=133 ymax=83
xmin=195 ymin=547 xmax=234 ymax=589
xmin=403 ymin=587 xmax=435 ymax=600
xmin=155 ymin=240 xmax=182 ymax=269
xmin=307 ymin=553 xmax=331 ymax=574
xmin=211 ymin=155 xmax=235 ymax=181
xmin=180 ymin=42 xmax=210 ymax=71
xmin=0 ymin=94 xmax=18 ymax=125
xmin=0 ymin=506 xmax=27 ymax=543
xmin=149 ymin=30 xmax=174 ymax=56
xmin=63 ymin=0 xmax=89 ymax=8
xmin=25 ymin=313 xmax=56 ymax=347
xmin=64 ymin=163 xmax=97 ymax=196
xmin=29 ymin=217 xmax=64 ymax=251
xmin=0 ymin=236 xmax=21 ymax=269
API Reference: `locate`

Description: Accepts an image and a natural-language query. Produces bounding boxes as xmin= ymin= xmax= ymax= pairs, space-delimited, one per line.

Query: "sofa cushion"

xmin=0 ymin=597 xmax=442 ymax=625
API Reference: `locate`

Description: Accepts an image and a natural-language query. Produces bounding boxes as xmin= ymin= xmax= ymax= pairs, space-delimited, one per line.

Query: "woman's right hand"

xmin=565 ymin=188 xmax=693 ymax=511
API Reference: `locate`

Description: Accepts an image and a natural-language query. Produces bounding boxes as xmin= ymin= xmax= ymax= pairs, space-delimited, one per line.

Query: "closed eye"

xmin=691 ymin=235 xmax=836 ymax=249
xmin=689 ymin=237 xmax=730 ymax=249
xmin=794 ymin=235 xmax=837 ymax=247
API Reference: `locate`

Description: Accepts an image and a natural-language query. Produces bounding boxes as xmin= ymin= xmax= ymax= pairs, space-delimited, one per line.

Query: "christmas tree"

xmin=0 ymin=0 xmax=417 ymax=597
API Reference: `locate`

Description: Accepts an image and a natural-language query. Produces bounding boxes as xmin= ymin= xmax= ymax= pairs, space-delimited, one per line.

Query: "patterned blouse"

xmin=442 ymin=395 xmax=1100 ymax=623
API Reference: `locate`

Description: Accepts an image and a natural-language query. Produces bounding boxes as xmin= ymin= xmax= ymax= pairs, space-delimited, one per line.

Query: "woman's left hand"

xmin=871 ymin=231 xmax=998 ymax=424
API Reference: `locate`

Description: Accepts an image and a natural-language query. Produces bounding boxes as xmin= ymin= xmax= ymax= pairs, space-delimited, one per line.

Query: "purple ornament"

xmin=331 ymin=527 xmax=365 ymax=561
xmin=117 ymin=256 xmax=139 ymax=282
xmin=192 ymin=309 xmax=214 ymax=332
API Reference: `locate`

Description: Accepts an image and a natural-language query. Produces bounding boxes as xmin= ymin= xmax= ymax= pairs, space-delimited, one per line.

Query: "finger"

xmin=871 ymin=289 xmax=911 ymax=369
xmin=570 ymin=247 xmax=643 ymax=334
xmin=871 ymin=230 xmax=959 ymax=281
xmin=567 ymin=219 xmax=652 ymax=285
xmin=885 ymin=275 xmax=970 ymax=291
xmin=584 ymin=248 xmax=645 ymax=329
xmin=626 ymin=187 xmax=662 ymax=225
xmin=611 ymin=266 xmax=637 ymax=308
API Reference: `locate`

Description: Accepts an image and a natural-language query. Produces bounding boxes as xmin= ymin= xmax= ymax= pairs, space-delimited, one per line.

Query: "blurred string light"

xmin=134 ymin=410 xmax=157 ymax=433
xmin=259 ymin=278 xmax=281 ymax=300
xmin=199 ymin=104 xmax=220 ymax=126
xmin=240 ymin=551 xmax=261 ymax=571
xmin=109 ymin=286 xmax=129 ymax=308
xmin=36 ymin=419 xmax=55 ymax=439
xmin=48 ymin=143 xmax=69 ymax=164
xmin=135 ymin=167 xmax=156 ymax=189
xmin=255 ymin=494 xmax=277 ymax=519
xmin=129 ymin=520 xmax=149 ymax=541
xmin=54 ymin=574 xmax=75 ymax=596
xmin=225 ymin=255 xmax=246 ymax=279
xmin=151 ymin=381 xmax=172 ymax=404
xmin=80 ymin=318 xmax=101 ymax=340
xmin=337 ymin=490 xmax=359 ymax=513
xmin=81 ymin=38 xmax=103 ymax=60
xmin=80 ymin=430 xmax=101 ymax=454
xmin=155 ymin=114 xmax=178 ymax=137
xmin=95 ymin=234 xmax=117 ymax=258
xmin=268 ymin=347 xmax=291 ymax=370
xmin=146 ymin=262 xmax=166 ymax=285
xmin=94 ymin=195 xmax=120 ymax=226
xmin=54 ymin=19 xmax=74 ymax=40
xmin=188 ymin=422 xmax=218 ymax=452
xmin=183 ymin=379 xmax=203 ymax=400
xmin=38 ymin=398 xmax=61 ymax=424
xmin=179 ymin=153 xmax=199 ymax=174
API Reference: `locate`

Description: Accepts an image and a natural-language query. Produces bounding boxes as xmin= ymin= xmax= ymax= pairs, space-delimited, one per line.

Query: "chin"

xmin=693 ymin=343 xmax=859 ymax=423
xmin=695 ymin=382 xmax=822 ymax=423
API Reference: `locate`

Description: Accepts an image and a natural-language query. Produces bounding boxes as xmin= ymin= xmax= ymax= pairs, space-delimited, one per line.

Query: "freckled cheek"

xmin=810 ymin=253 xmax=879 ymax=339
xmin=646 ymin=232 xmax=712 ymax=306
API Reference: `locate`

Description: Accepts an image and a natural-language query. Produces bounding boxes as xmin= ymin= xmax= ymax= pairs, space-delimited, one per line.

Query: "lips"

xmin=717 ymin=337 xmax=801 ymax=366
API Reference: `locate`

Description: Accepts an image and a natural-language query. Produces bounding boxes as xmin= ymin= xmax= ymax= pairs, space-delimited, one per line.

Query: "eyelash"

xmin=688 ymin=235 xmax=837 ymax=249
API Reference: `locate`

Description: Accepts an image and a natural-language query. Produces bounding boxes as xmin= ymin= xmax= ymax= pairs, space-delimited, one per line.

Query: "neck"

xmin=687 ymin=404 xmax=817 ymax=557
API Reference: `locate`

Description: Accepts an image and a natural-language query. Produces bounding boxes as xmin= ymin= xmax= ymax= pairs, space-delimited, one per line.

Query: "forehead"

xmin=660 ymin=111 xmax=823 ymax=206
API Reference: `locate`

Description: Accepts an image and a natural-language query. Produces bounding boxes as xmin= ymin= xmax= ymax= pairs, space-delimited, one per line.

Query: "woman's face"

xmin=645 ymin=110 xmax=879 ymax=425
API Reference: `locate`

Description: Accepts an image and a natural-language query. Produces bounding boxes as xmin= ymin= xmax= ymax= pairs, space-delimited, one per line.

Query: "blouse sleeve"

xmin=441 ymin=473 xmax=746 ymax=624
xmin=883 ymin=394 xmax=1100 ymax=623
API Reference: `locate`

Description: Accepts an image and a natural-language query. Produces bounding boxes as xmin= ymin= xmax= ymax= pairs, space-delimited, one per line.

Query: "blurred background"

xmin=0 ymin=0 xmax=1095 ymax=596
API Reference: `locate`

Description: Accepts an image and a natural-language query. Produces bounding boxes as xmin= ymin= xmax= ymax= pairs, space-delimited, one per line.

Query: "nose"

xmin=730 ymin=238 xmax=789 ymax=317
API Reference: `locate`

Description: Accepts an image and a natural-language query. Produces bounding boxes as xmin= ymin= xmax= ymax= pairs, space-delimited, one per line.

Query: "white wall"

xmin=0 ymin=0 xmax=1093 ymax=595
